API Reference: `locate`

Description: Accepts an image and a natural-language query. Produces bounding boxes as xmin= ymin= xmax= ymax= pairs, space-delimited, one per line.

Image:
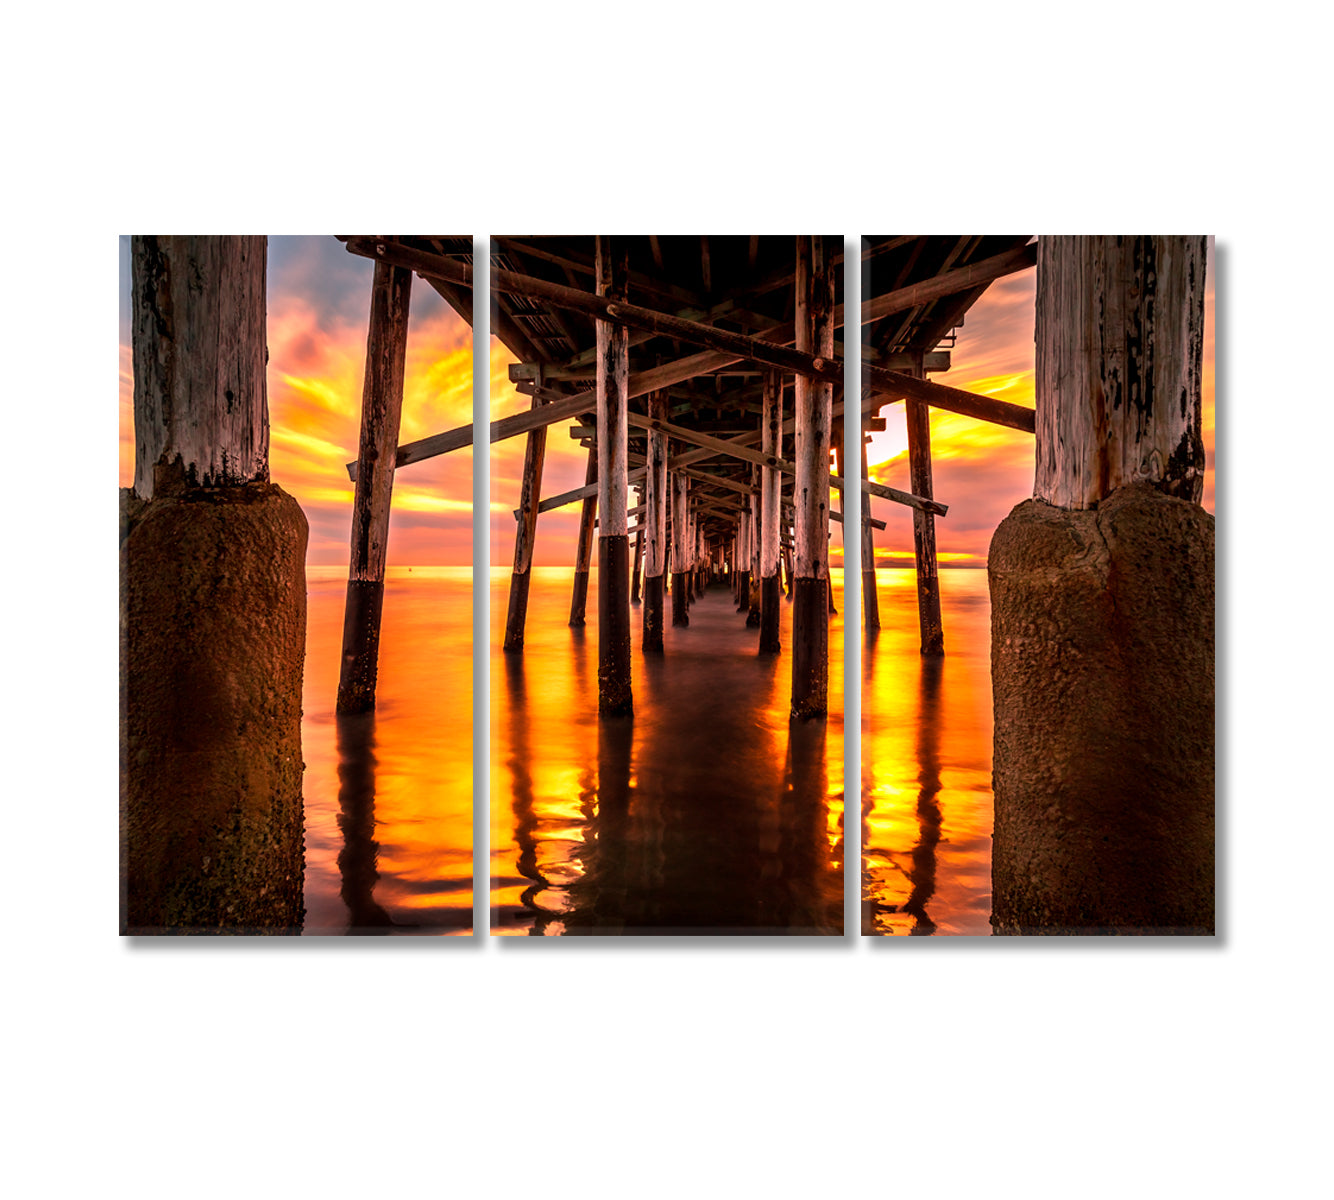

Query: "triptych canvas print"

xmin=119 ymin=233 xmax=1215 ymax=937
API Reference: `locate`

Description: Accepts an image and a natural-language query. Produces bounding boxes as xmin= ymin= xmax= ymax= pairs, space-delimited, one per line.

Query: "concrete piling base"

xmin=988 ymin=484 xmax=1214 ymax=934
xmin=120 ymin=483 xmax=308 ymax=934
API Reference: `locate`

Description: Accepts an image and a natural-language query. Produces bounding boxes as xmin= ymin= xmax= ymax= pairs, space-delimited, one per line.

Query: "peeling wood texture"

xmin=131 ymin=235 xmax=269 ymax=500
xmin=345 ymin=261 xmax=413 ymax=587
xmin=644 ymin=392 xmax=669 ymax=579
xmin=906 ymin=394 xmax=944 ymax=655
xmin=794 ymin=236 xmax=834 ymax=580
xmin=759 ymin=371 xmax=782 ymax=653
xmin=672 ymin=472 xmax=690 ymax=627
xmin=792 ymin=236 xmax=835 ymax=720
xmin=642 ymin=391 xmax=669 ymax=652
xmin=595 ymin=236 xmax=630 ymax=539
xmin=595 ymin=236 xmax=633 ymax=716
xmin=1034 ymin=235 xmax=1207 ymax=509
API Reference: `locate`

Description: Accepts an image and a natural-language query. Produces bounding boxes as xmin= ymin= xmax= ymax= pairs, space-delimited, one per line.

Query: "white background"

xmin=6 ymin=5 xmax=1330 ymax=1196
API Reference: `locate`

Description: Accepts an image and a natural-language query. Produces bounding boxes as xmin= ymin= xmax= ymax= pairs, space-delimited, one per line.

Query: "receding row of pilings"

xmin=336 ymin=232 xmax=1000 ymax=724
xmin=122 ymin=236 xmax=308 ymax=933
xmin=500 ymin=235 xmax=839 ymax=724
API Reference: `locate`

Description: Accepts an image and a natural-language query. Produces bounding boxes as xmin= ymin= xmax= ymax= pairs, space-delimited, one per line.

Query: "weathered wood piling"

xmin=671 ymin=471 xmax=690 ymax=627
xmin=904 ymin=354 xmax=943 ymax=656
xmin=338 ymin=260 xmax=413 ymax=713
xmin=122 ymin=235 xmax=307 ymax=933
xmin=503 ymin=389 xmax=548 ymax=652
xmin=569 ymin=448 xmax=597 ymax=626
xmin=759 ymin=370 xmax=782 ymax=653
xmin=642 ymin=390 xmax=669 ymax=651
xmin=989 ymin=235 xmax=1213 ymax=934
xmin=791 ymin=236 xmax=834 ymax=720
xmin=595 ymin=236 xmax=633 ymax=717
xmin=859 ymin=440 xmax=880 ymax=632
xmin=631 ymin=519 xmax=643 ymax=605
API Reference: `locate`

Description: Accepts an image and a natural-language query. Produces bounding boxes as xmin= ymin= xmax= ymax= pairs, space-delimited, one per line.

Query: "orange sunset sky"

xmin=119 ymin=237 xmax=1215 ymax=568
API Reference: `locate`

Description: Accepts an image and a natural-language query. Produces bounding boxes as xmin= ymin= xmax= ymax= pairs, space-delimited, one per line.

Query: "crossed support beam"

xmin=340 ymin=236 xmax=1033 ymax=481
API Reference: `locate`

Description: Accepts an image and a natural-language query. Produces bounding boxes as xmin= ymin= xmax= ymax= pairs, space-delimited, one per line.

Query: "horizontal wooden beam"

xmin=831 ymin=508 xmax=886 ymax=531
xmin=534 ymin=388 xmax=859 ymax=513
xmin=632 ymin=413 xmax=790 ymax=474
xmin=861 ymin=242 xmax=1038 ymax=326
xmin=677 ymin=465 xmax=755 ymax=498
xmin=866 ymin=366 xmax=1034 ymax=433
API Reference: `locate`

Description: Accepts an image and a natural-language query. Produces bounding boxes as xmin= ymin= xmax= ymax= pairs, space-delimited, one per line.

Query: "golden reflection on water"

xmin=491 ymin=567 xmax=845 ymax=935
xmin=862 ymin=569 xmax=993 ymax=936
xmin=301 ymin=566 xmax=473 ymax=935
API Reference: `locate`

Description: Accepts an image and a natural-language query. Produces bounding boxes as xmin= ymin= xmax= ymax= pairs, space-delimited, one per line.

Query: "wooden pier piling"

xmin=672 ymin=471 xmax=690 ymax=626
xmin=569 ymin=447 xmax=597 ymax=626
xmin=791 ymin=236 xmax=834 ymax=720
xmin=745 ymin=462 xmax=762 ymax=627
xmin=860 ymin=440 xmax=880 ymax=632
xmin=595 ymin=236 xmax=633 ymax=717
xmin=122 ymin=235 xmax=306 ymax=932
xmin=735 ymin=492 xmax=751 ymax=614
xmin=904 ymin=354 xmax=943 ymax=655
xmin=759 ymin=370 xmax=782 ymax=653
xmin=642 ymin=390 xmax=668 ymax=651
xmin=338 ymin=260 xmax=413 ymax=714
xmin=990 ymin=235 xmax=1213 ymax=933
xmin=503 ymin=390 xmax=548 ymax=652
xmin=631 ymin=516 xmax=643 ymax=605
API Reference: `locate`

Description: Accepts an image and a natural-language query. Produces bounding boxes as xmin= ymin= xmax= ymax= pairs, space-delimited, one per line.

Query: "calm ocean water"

xmin=862 ymin=569 xmax=994 ymax=935
xmin=300 ymin=566 xmax=473 ymax=935
xmin=292 ymin=563 xmax=994 ymax=936
xmin=490 ymin=566 xmax=846 ymax=935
